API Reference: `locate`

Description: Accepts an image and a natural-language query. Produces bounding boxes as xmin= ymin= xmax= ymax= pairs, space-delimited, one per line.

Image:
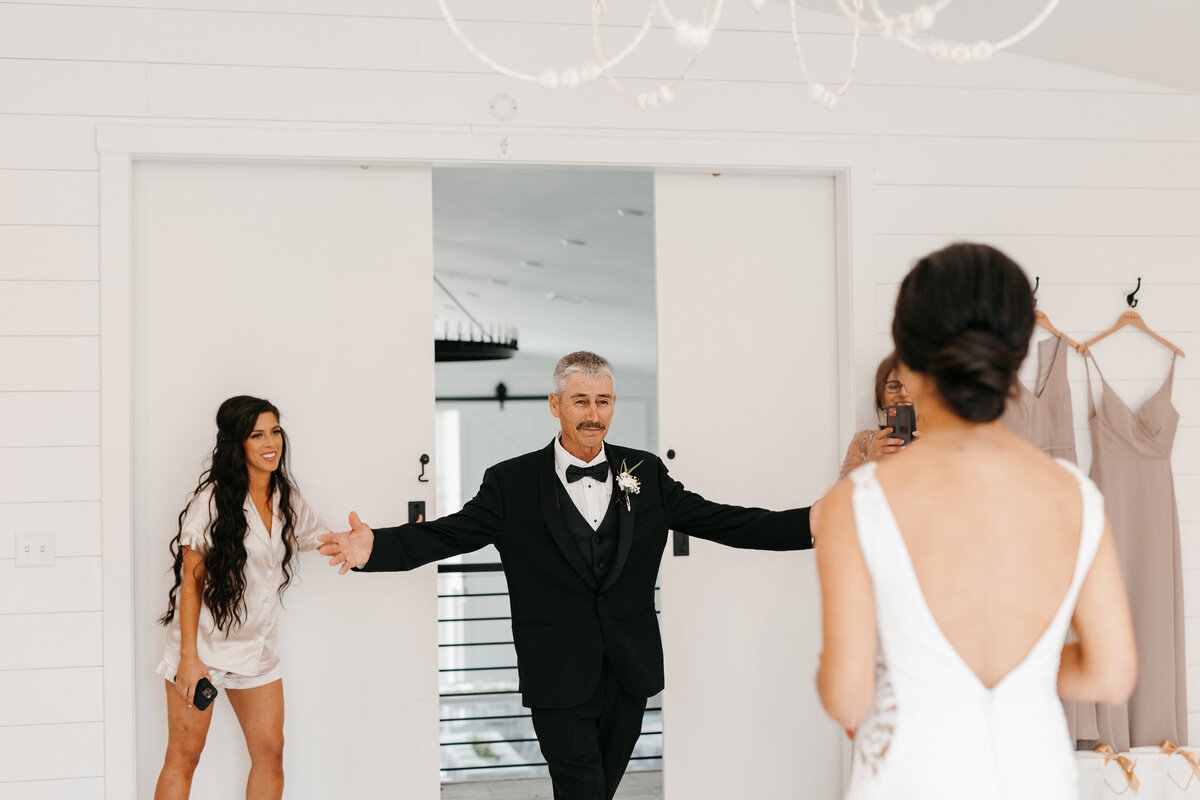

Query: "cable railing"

xmin=437 ymin=561 xmax=663 ymax=781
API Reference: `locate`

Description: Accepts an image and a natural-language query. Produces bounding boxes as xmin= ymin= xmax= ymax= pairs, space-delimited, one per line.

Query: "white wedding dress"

xmin=845 ymin=460 xmax=1104 ymax=800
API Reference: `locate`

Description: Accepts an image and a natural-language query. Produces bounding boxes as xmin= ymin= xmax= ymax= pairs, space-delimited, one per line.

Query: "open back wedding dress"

xmin=845 ymin=460 xmax=1104 ymax=800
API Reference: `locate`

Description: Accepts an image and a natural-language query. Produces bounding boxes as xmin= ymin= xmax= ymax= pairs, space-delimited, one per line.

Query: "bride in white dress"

xmin=814 ymin=243 xmax=1137 ymax=800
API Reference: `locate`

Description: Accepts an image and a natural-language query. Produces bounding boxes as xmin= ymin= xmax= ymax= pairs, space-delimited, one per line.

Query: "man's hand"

xmin=809 ymin=497 xmax=824 ymax=547
xmin=319 ymin=511 xmax=376 ymax=575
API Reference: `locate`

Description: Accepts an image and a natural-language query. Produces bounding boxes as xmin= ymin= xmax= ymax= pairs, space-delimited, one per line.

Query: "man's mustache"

xmin=577 ymin=422 xmax=607 ymax=431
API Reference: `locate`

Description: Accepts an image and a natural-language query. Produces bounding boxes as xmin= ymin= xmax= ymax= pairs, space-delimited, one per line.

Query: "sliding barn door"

xmin=132 ymin=162 xmax=438 ymax=799
xmin=655 ymin=172 xmax=844 ymax=799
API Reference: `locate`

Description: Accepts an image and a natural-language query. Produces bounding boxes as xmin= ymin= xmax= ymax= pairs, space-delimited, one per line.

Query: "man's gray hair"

xmin=552 ymin=351 xmax=616 ymax=395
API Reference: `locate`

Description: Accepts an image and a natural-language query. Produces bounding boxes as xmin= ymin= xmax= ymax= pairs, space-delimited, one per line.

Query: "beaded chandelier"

xmin=438 ymin=0 xmax=1063 ymax=110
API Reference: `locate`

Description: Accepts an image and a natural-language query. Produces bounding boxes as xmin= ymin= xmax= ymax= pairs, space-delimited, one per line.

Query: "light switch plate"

xmin=15 ymin=531 xmax=54 ymax=567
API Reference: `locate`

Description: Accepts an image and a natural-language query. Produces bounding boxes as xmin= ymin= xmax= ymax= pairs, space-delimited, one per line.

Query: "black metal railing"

xmin=437 ymin=562 xmax=663 ymax=780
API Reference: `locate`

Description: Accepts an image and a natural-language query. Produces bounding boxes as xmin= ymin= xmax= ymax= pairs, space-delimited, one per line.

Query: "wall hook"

xmin=1126 ymin=277 xmax=1141 ymax=308
xmin=1032 ymin=276 xmax=1039 ymax=307
xmin=418 ymin=453 xmax=430 ymax=482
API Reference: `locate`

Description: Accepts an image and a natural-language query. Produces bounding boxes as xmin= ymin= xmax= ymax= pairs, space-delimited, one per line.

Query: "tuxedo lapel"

xmin=601 ymin=443 xmax=635 ymax=592
xmin=538 ymin=440 xmax=599 ymax=588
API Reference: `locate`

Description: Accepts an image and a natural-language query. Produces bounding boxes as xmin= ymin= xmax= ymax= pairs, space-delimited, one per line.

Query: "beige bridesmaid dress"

xmin=1083 ymin=350 xmax=1185 ymax=751
xmin=1004 ymin=334 xmax=1078 ymax=462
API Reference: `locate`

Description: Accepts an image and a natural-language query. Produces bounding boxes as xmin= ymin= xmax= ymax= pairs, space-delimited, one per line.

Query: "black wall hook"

xmin=1032 ymin=276 xmax=1039 ymax=308
xmin=1126 ymin=277 xmax=1141 ymax=308
xmin=418 ymin=453 xmax=430 ymax=482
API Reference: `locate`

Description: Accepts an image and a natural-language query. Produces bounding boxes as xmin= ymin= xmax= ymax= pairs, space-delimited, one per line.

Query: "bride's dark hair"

xmin=159 ymin=395 xmax=298 ymax=633
xmin=892 ymin=243 xmax=1034 ymax=423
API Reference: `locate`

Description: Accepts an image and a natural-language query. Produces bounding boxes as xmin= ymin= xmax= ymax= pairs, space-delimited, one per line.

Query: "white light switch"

xmin=15 ymin=531 xmax=54 ymax=567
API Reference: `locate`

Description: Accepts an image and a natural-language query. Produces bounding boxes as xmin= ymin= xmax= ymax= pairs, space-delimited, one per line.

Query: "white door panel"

xmin=655 ymin=172 xmax=843 ymax=799
xmin=132 ymin=162 xmax=438 ymax=799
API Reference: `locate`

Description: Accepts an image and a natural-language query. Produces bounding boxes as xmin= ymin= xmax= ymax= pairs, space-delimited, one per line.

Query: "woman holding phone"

xmin=154 ymin=395 xmax=328 ymax=800
xmin=838 ymin=353 xmax=918 ymax=480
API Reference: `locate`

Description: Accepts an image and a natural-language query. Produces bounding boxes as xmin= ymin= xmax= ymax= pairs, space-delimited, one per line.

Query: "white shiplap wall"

xmin=0 ymin=1 xmax=1196 ymax=795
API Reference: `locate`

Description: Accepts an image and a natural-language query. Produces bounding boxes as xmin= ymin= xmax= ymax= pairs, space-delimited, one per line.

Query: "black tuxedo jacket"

xmin=360 ymin=440 xmax=813 ymax=708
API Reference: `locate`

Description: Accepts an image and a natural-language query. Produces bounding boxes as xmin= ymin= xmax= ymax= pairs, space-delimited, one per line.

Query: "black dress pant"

xmin=530 ymin=661 xmax=648 ymax=800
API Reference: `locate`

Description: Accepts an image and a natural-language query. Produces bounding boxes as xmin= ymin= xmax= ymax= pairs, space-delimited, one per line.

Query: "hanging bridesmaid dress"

xmin=1083 ymin=350 xmax=1185 ymax=751
xmin=1002 ymin=333 xmax=1099 ymax=743
xmin=1004 ymin=334 xmax=1078 ymax=462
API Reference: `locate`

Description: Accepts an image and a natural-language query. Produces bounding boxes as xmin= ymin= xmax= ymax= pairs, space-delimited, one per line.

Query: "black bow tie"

xmin=566 ymin=463 xmax=609 ymax=484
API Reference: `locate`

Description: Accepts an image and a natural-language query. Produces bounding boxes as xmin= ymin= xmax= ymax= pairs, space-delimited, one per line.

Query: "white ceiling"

xmin=798 ymin=0 xmax=1200 ymax=93
xmin=432 ymin=168 xmax=658 ymax=373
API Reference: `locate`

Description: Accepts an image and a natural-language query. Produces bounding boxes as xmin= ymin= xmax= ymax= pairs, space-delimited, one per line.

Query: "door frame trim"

xmin=97 ymin=124 xmax=876 ymax=797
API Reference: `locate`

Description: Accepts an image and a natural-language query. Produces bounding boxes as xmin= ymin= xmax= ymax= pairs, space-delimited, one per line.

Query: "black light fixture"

xmin=434 ymin=276 xmax=518 ymax=362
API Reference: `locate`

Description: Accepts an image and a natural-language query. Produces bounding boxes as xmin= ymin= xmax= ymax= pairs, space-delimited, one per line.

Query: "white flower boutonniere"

xmin=616 ymin=459 xmax=642 ymax=511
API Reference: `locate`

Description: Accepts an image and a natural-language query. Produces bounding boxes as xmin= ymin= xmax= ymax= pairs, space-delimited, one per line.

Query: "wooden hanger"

xmin=1075 ymin=280 xmax=1186 ymax=356
xmin=1033 ymin=309 xmax=1080 ymax=350
xmin=1030 ymin=278 xmax=1081 ymax=349
xmin=1077 ymin=310 xmax=1186 ymax=357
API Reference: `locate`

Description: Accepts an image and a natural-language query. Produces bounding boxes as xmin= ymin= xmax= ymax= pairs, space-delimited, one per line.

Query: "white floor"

xmin=441 ymin=770 xmax=663 ymax=799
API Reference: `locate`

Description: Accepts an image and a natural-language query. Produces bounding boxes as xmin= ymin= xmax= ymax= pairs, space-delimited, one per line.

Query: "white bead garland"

xmin=912 ymin=5 xmax=937 ymax=31
xmin=437 ymin=0 xmax=1062 ymax=111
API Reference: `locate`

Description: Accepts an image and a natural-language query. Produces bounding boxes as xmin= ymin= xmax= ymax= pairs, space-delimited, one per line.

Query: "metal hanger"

xmin=1031 ymin=277 xmax=1081 ymax=349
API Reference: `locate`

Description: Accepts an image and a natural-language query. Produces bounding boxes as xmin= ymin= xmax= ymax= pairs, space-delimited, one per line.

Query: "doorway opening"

xmin=431 ymin=167 xmax=662 ymax=784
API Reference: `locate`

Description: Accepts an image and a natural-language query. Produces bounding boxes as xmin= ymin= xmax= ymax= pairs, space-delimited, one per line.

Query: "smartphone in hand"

xmin=886 ymin=404 xmax=917 ymax=445
xmin=193 ymin=677 xmax=218 ymax=711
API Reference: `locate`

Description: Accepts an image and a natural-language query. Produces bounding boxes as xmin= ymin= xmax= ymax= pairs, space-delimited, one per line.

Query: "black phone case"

xmin=886 ymin=404 xmax=916 ymax=445
xmin=193 ymin=677 xmax=218 ymax=711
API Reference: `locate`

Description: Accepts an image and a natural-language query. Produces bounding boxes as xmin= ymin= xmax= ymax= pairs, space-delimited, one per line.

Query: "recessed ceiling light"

xmin=546 ymin=292 xmax=588 ymax=304
xmin=520 ymin=259 xmax=544 ymax=268
xmin=489 ymin=278 xmax=508 ymax=286
xmin=616 ymin=208 xmax=646 ymax=217
xmin=561 ymin=238 xmax=587 ymax=247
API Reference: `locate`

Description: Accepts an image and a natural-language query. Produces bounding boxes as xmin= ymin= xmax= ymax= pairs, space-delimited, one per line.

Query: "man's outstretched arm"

xmin=319 ymin=467 xmax=505 ymax=573
xmin=659 ymin=458 xmax=813 ymax=551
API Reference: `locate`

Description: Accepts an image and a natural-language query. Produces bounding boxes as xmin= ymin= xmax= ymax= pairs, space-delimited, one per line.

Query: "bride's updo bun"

xmin=892 ymin=243 xmax=1034 ymax=423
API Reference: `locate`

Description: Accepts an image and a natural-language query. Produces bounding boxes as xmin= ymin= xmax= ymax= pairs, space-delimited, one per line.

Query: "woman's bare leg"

xmin=155 ymin=679 xmax=215 ymax=799
xmin=226 ymin=679 xmax=285 ymax=800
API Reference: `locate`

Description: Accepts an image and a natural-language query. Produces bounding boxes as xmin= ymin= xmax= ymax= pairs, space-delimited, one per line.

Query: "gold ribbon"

xmin=1161 ymin=739 xmax=1200 ymax=788
xmin=1095 ymin=744 xmax=1140 ymax=794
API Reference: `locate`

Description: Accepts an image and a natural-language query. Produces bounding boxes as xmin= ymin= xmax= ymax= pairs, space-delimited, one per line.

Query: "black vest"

xmin=555 ymin=480 xmax=620 ymax=583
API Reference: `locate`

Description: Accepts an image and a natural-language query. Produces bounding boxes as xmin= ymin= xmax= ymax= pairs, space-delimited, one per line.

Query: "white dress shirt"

xmin=553 ymin=435 xmax=614 ymax=530
xmin=159 ymin=484 xmax=328 ymax=676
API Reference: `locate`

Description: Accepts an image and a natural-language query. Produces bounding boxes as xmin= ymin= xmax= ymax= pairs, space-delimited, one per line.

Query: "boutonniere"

xmin=615 ymin=459 xmax=642 ymax=511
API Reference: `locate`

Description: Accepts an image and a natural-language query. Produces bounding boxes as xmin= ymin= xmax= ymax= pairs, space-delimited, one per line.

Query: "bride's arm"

xmin=814 ymin=480 xmax=877 ymax=729
xmin=1058 ymin=517 xmax=1136 ymax=705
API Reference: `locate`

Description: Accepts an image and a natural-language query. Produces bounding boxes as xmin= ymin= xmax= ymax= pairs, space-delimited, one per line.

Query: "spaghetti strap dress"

xmin=1002 ymin=334 xmax=1098 ymax=742
xmin=1083 ymin=350 xmax=1185 ymax=750
xmin=1003 ymin=334 xmax=1078 ymax=462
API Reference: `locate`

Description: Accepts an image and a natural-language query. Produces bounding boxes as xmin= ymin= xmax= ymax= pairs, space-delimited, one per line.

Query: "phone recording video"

xmin=886 ymin=403 xmax=917 ymax=445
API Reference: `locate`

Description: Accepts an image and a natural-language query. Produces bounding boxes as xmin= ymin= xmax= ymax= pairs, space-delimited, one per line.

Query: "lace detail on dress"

xmin=840 ymin=429 xmax=876 ymax=480
xmin=854 ymin=651 xmax=898 ymax=775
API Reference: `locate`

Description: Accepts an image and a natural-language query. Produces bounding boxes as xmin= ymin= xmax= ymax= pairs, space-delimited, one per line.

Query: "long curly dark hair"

xmin=159 ymin=395 xmax=299 ymax=634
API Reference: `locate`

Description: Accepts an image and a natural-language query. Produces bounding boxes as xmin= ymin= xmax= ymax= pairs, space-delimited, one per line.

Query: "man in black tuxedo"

xmin=320 ymin=351 xmax=813 ymax=800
